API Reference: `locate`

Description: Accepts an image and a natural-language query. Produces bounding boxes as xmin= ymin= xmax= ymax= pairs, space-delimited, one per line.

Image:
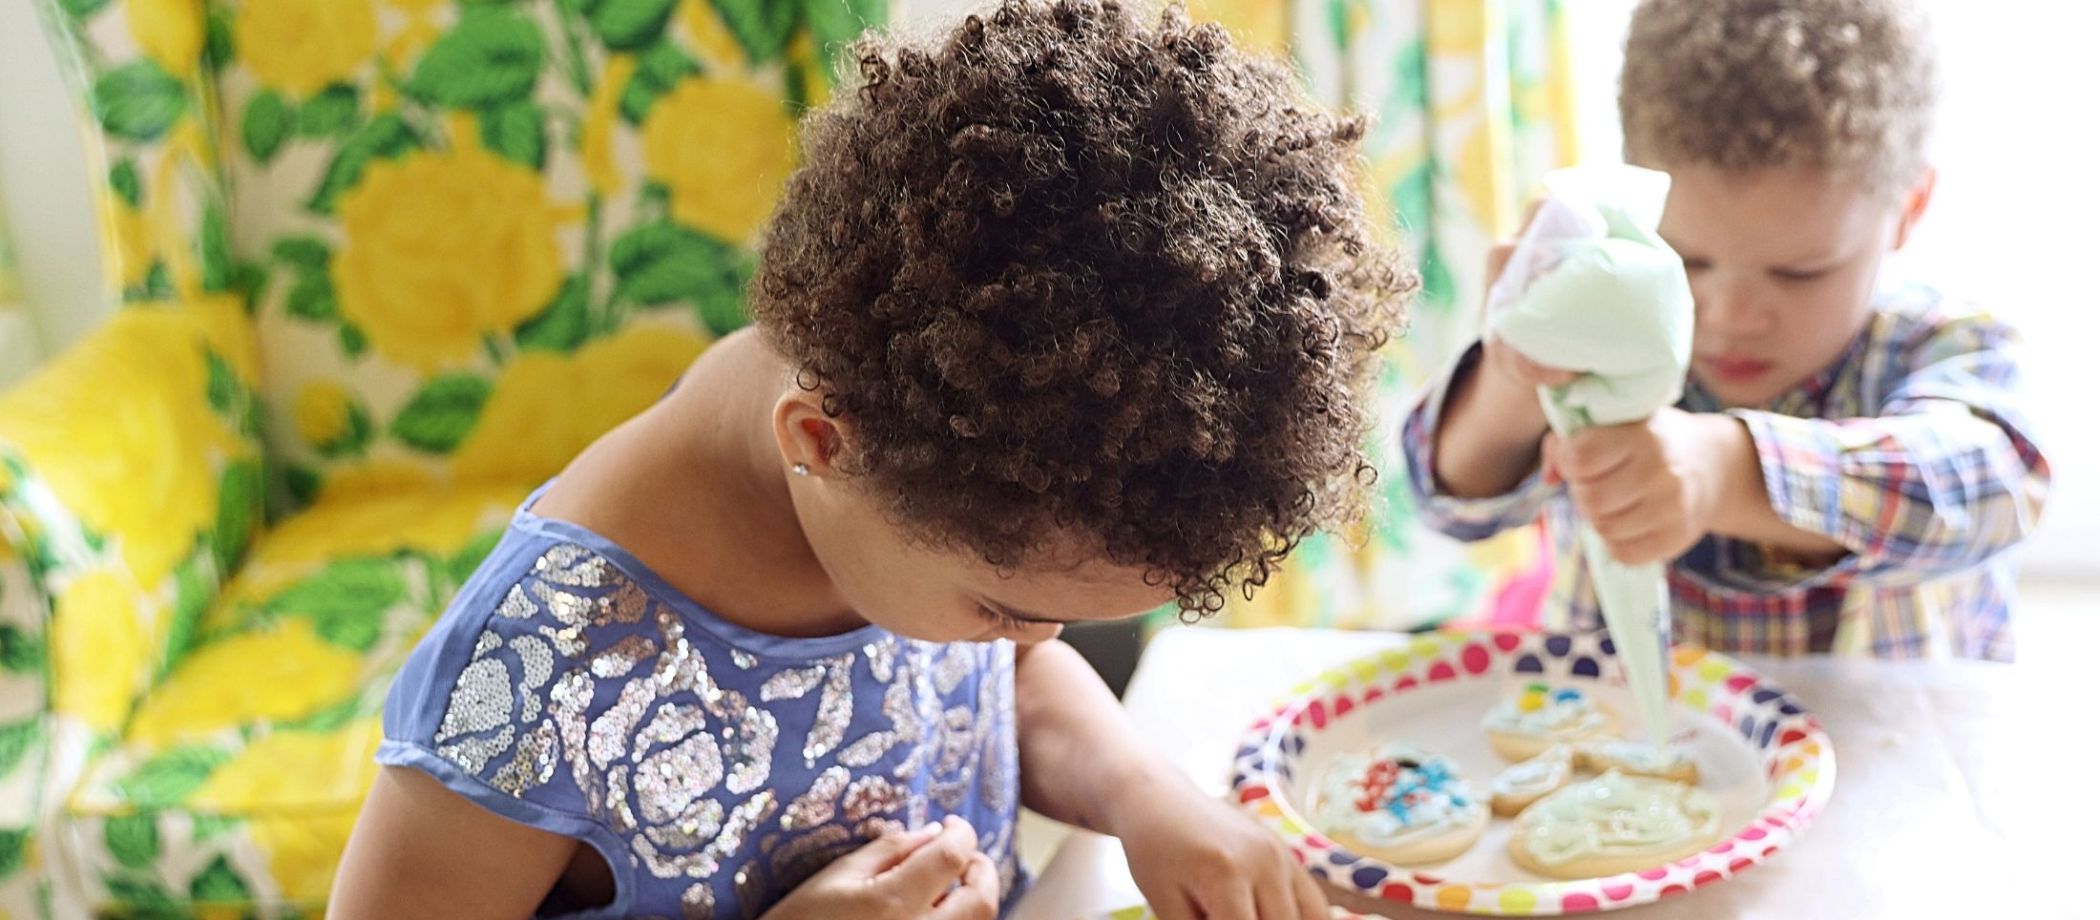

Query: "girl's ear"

xmin=772 ymin=389 xmax=849 ymax=477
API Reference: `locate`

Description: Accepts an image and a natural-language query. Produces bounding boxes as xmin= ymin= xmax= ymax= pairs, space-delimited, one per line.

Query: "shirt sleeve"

xmin=1718 ymin=310 xmax=2051 ymax=589
xmin=1399 ymin=341 xmax=1559 ymax=542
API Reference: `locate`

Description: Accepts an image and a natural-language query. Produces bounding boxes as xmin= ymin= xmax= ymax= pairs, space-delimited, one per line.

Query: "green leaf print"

xmin=339 ymin=321 xmax=370 ymax=358
xmin=93 ymin=62 xmax=188 ymax=142
xmin=103 ymin=874 xmax=184 ymax=918
xmin=57 ymin=0 xmax=109 ymax=19
xmin=104 ymin=813 xmax=161 ymax=870
xmin=242 ymin=90 xmax=293 ymax=163
xmin=284 ymin=465 xmax=323 ymax=507
xmin=266 ymin=558 xmax=406 ymax=651
xmin=285 ymin=271 xmax=338 ymax=322
xmin=0 ymin=623 xmax=43 ymax=675
xmin=190 ymin=815 xmax=239 ymax=843
xmin=211 ymin=461 xmax=263 ymax=575
xmin=271 ymin=236 xmax=331 ymax=270
xmin=480 ymin=101 xmax=547 ymax=169
xmin=448 ymin=530 xmax=505 ymax=585
xmin=610 ymin=222 xmax=746 ymax=324
xmin=710 ymin=0 xmax=799 ymax=64
xmin=162 ymin=560 xmax=213 ymax=675
xmin=515 ymin=274 xmax=590 ymax=352
xmin=109 ymin=160 xmax=142 ymax=208
xmin=113 ymin=747 xmax=231 ymax=810
xmin=204 ymin=9 xmax=234 ymax=71
xmin=200 ymin=200 xmax=233 ymax=293
xmin=391 ymin=375 xmax=494 ymax=454
xmin=0 ymin=719 xmax=37 ymax=778
xmin=618 ymin=41 xmax=698 ymax=125
xmin=189 ymin=855 xmax=250 ymax=904
xmin=405 ymin=9 xmax=548 ymax=110
xmin=802 ymin=0 xmax=884 ymax=56
xmin=587 ymin=0 xmax=679 ymax=50
xmin=308 ymin=113 xmax=419 ymax=213
xmin=298 ymin=84 xmax=361 ymax=138
xmin=0 ymin=829 xmax=25 ymax=878
xmin=205 ymin=351 xmax=240 ymax=414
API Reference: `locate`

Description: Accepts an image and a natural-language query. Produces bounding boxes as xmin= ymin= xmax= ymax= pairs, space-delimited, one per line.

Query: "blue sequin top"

xmin=380 ymin=488 xmax=1025 ymax=919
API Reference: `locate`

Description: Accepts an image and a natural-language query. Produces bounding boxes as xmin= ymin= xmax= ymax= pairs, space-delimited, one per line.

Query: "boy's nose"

xmin=1694 ymin=283 xmax=1774 ymax=338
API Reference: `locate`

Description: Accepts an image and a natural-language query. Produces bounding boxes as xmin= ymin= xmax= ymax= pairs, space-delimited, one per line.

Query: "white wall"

xmin=0 ymin=0 xmax=108 ymax=384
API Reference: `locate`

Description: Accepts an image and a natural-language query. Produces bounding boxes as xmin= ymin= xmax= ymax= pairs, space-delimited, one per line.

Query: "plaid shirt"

xmin=1401 ymin=283 xmax=2050 ymax=660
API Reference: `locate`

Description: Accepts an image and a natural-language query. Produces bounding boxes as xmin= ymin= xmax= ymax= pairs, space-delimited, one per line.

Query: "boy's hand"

xmin=761 ymin=816 xmax=999 ymax=920
xmin=1544 ymin=408 xmax=1742 ymax=565
xmin=1479 ymin=334 xmax=1581 ymax=396
xmin=1111 ymin=776 xmax=1329 ymax=920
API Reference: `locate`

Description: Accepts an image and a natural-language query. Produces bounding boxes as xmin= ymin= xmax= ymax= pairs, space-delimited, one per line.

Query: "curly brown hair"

xmin=1619 ymin=0 xmax=1936 ymax=195
xmin=749 ymin=0 xmax=1412 ymax=614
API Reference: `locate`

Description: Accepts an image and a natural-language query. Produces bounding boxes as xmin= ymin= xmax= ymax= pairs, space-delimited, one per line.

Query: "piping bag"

xmin=1483 ymin=165 xmax=1694 ymax=749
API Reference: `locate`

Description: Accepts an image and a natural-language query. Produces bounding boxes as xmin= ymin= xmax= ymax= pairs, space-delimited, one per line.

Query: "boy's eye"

xmin=1680 ymin=257 xmax=1711 ymax=274
xmin=1769 ymin=267 xmax=1831 ymax=283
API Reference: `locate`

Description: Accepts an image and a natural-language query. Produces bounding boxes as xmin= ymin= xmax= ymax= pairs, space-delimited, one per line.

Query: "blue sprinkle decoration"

xmin=1552 ymin=687 xmax=1583 ymax=703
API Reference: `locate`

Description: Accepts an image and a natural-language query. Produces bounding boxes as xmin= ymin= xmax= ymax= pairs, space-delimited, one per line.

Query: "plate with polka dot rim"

xmin=1224 ymin=631 xmax=1834 ymax=915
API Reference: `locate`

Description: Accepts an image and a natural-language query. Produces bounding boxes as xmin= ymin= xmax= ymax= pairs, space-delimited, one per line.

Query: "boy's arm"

xmin=1717 ymin=313 xmax=2049 ymax=586
xmin=1401 ymin=342 xmax=1563 ymax=541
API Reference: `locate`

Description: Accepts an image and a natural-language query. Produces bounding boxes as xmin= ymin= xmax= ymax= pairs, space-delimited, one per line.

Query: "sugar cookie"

xmin=1507 ymin=770 xmax=1722 ymax=878
xmin=1483 ymin=683 xmax=1620 ymax=761
xmin=1313 ymin=744 xmax=1488 ymax=865
xmin=1489 ymin=744 xmax=1577 ymax=817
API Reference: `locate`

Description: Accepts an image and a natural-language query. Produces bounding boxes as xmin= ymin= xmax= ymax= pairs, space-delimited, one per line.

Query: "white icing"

xmin=1492 ymin=745 xmax=1575 ymax=799
xmin=1582 ymin=739 xmax=1690 ymax=774
xmin=1516 ymin=770 xmax=1720 ymax=867
xmin=1483 ymin=687 xmax=1613 ymax=739
xmin=1313 ymin=744 xmax=1484 ymax=848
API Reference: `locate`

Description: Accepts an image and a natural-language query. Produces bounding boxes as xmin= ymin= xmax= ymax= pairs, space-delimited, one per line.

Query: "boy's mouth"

xmin=1696 ymin=354 xmax=1775 ymax=384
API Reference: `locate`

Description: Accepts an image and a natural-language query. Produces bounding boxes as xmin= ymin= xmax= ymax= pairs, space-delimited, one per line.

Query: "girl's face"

xmin=793 ymin=480 xmax=1175 ymax=644
xmin=772 ymin=392 xmax=1176 ymax=644
xmin=1656 ymin=163 xmax=1932 ymax=409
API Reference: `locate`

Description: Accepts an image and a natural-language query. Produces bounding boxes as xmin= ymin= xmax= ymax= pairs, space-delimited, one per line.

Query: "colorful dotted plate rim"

xmin=1222 ymin=630 xmax=1836 ymax=916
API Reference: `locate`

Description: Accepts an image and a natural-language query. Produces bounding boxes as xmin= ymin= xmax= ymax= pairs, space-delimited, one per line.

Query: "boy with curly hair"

xmin=333 ymin=2 xmax=1406 ymax=918
xmin=1404 ymin=0 xmax=2048 ymax=660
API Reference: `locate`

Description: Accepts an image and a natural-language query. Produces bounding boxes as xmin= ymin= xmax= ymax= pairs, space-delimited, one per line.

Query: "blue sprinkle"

xmin=1552 ymin=688 xmax=1583 ymax=703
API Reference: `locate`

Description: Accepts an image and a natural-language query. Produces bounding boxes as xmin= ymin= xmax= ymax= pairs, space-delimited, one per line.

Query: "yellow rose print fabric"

xmin=6 ymin=0 xmax=888 ymax=914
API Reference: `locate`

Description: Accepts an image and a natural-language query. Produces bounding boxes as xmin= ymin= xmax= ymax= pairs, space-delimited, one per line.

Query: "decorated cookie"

xmin=1484 ymin=683 xmax=1620 ymax=761
xmin=1489 ymin=744 xmax=1577 ymax=817
xmin=1313 ymin=744 xmax=1488 ymax=865
xmin=1576 ymin=739 xmax=1700 ymax=784
xmin=1508 ymin=770 xmax=1722 ymax=879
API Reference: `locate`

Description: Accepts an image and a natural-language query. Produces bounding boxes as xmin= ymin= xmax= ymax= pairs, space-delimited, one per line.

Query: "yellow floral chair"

xmin=0 ymin=0 xmax=877 ymax=914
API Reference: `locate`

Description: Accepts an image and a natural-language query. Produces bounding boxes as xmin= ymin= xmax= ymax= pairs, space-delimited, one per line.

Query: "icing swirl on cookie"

xmin=1314 ymin=744 xmax=1484 ymax=847
xmin=1515 ymin=770 xmax=1720 ymax=867
xmin=1581 ymin=739 xmax=1691 ymax=774
xmin=1484 ymin=684 xmax=1613 ymax=739
xmin=1492 ymin=744 xmax=1575 ymax=799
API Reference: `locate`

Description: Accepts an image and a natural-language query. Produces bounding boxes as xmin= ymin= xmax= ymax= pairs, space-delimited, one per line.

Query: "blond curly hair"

xmin=1619 ymin=0 xmax=1936 ymax=194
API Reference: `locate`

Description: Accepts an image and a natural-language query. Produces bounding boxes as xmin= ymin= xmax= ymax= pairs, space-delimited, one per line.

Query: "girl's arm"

xmin=1013 ymin=639 xmax=1327 ymax=920
xmin=329 ymin=766 xmax=581 ymax=920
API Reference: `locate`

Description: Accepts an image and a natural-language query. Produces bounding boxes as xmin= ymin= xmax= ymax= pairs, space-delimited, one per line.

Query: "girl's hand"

xmin=762 ymin=816 xmax=999 ymax=920
xmin=1111 ymin=776 xmax=1329 ymax=920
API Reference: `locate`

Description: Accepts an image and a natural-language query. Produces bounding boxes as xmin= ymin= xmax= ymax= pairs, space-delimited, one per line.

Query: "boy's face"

xmin=1656 ymin=164 xmax=1932 ymax=408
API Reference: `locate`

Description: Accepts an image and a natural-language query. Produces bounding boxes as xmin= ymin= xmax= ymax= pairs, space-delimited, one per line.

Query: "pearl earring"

xmin=790 ymin=463 xmax=811 ymax=477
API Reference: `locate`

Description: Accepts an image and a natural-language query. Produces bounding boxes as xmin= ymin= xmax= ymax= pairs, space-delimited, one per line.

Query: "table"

xmin=1010 ymin=627 xmax=2091 ymax=920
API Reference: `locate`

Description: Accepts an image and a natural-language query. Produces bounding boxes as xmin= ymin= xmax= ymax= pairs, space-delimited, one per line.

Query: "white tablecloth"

xmin=1010 ymin=627 xmax=2090 ymax=920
